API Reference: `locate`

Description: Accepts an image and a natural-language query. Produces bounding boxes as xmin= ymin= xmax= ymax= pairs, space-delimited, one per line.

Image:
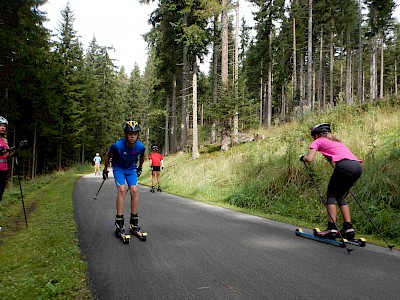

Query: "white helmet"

xmin=0 ymin=116 xmax=8 ymax=125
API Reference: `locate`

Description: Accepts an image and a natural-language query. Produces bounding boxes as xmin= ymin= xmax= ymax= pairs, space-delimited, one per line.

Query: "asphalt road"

xmin=74 ymin=172 xmax=400 ymax=300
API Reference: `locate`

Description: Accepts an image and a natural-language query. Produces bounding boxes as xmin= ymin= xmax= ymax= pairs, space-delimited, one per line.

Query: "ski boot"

xmin=150 ymin=186 xmax=155 ymax=193
xmin=157 ymin=186 xmax=162 ymax=192
xmin=314 ymin=223 xmax=338 ymax=240
xmin=129 ymin=214 xmax=147 ymax=241
xmin=340 ymin=222 xmax=355 ymax=240
xmin=115 ymin=216 xmax=130 ymax=244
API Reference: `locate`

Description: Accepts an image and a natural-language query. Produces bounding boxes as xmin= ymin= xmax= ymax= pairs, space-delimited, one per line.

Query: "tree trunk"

xmin=292 ymin=12 xmax=297 ymax=111
xmin=221 ymin=0 xmax=229 ymax=150
xmin=329 ymin=30 xmax=334 ymax=106
xmin=221 ymin=0 xmax=228 ymax=89
xmin=192 ymin=58 xmax=199 ymax=159
xmin=395 ymin=60 xmax=398 ymax=96
xmin=300 ymin=53 xmax=304 ymax=118
xmin=170 ymin=73 xmax=177 ymax=153
xmin=313 ymin=62 xmax=316 ymax=108
xmin=164 ymin=96 xmax=170 ymax=156
xmin=267 ymin=31 xmax=272 ymax=129
xmin=318 ymin=27 xmax=323 ymax=107
xmin=32 ymin=126 xmax=37 ymax=179
xmin=357 ymin=0 xmax=363 ymax=104
xmin=370 ymin=35 xmax=377 ymax=102
xmin=307 ymin=0 xmax=313 ymax=109
xmin=281 ymin=83 xmax=286 ymax=123
xmin=259 ymin=64 xmax=263 ymax=125
xmin=380 ymin=32 xmax=384 ymax=99
xmin=211 ymin=14 xmax=219 ymax=144
xmin=181 ymin=13 xmax=189 ymax=151
xmin=340 ymin=32 xmax=344 ymax=94
xmin=233 ymin=1 xmax=239 ymax=145
xmin=346 ymin=35 xmax=353 ymax=104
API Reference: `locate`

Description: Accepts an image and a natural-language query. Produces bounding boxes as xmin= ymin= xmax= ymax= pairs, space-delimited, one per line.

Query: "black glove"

xmin=161 ymin=166 xmax=164 ymax=171
xmin=0 ymin=148 xmax=6 ymax=155
xmin=18 ymin=140 xmax=28 ymax=149
xmin=137 ymin=167 xmax=142 ymax=177
xmin=150 ymin=166 xmax=153 ymax=171
xmin=102 ymin=169 xmax=109 ymax=180
xmin=300 ymin=155 xmax=305 ymax=162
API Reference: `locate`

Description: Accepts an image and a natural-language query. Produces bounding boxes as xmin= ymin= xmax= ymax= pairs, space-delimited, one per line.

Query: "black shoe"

xmin=130 ymin=224 xmax=141 ymax=234
xmin=340 ymin=228 xmax=355 ymax=239
xmin=315 ymin=228 xmax=339 ymax=240
xmin=115 ymin=227 xmax=125 ymax=236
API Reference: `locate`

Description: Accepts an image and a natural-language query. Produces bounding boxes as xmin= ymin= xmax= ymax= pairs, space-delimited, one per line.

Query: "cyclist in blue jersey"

xmin=103 ymin=121 xmax=146 ymax=238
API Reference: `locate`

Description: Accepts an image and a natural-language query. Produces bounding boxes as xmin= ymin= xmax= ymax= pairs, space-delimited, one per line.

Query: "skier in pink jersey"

xmin=0 ymin=116 xmax=10 ymax=202
xmin=300 ymin=123 xmax=362 ymax=239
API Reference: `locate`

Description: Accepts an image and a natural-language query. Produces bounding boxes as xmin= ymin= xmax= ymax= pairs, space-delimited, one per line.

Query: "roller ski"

xmin=157 ymin=186 xmax=162 ymax=192
xmin=313 ymin=228 xmax=366 ymax=247
xmin=115 ymin=216 xmax=130 ymax=244
xmin=129 ymin=225 xmax=147 ymax=241
xmin=150 ymin=186 xmax=155 ymax=193
xmin=129 ymin=214 xmax=147 ymax=241
xmin=295 ymin=228 xmax=365 ymax=247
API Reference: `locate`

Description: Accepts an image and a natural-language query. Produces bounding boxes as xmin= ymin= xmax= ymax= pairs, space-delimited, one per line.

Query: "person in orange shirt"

xmin=148 ymin=145 xmax=164 ymax=192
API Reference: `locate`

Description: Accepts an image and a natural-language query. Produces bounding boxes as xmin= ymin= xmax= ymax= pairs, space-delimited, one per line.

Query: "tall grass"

xmin=141 ymin=101 xmax=400 ymax=245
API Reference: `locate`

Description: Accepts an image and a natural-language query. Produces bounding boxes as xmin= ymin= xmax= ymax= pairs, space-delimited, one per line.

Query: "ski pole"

xmin=302 ymin=161 xmax=353 ymax=253
xmin=15 ymin=158 xmax=28 ymax=228
xmin=93 ymin=179 xmax=106 ymax=199
xmin=328 ymin=161 xmax=394 ymax=250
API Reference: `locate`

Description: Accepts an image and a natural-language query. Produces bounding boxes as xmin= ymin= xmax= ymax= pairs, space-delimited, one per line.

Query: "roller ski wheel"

xmin=338 ymin=237 xmax=367 ymax=247
xmin=150 ymin=187 xmax=155 ymax=193
xmin=115 ymin=228 xmax=130 ymax=244
xmin=157 ymin=186 xmax=162 ymax=192
xmin=129 ymin=225 xmax=148 ymax=241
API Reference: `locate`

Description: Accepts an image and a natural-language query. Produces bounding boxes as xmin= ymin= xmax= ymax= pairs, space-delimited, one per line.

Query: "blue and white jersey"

xmin=108 ymin=138 xmax=145 ymax=170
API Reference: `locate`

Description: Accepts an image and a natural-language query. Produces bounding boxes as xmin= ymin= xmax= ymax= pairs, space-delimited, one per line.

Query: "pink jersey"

xmin=310 ymin=137 xmax=361 ymax=163
xmin=0 ymin=137 xmax=9 ymax=171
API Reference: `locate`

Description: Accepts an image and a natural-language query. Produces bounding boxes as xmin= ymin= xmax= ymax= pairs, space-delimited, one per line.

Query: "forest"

xmin=0 ymin=0 xmax=398 ymax=179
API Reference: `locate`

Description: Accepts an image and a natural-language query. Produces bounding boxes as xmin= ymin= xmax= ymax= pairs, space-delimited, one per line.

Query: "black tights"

xmin=0 ymin=170 xmax=8 ymax=201
xmin=327 ymin=159 xmax=362 ymax=206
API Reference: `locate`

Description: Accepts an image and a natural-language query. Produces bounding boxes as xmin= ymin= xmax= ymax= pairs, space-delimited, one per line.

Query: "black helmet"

xmin=151 ymin=145 xmax=158 ymax=151
xmin=311 ymin=123 xmax=331 ymax=136
xmin=123 ymin=121 xmax=141 ymax=133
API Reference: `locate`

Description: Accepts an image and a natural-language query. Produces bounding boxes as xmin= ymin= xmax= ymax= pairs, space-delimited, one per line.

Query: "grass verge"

xmin=0 ymin=165 xmax=93 ymax=300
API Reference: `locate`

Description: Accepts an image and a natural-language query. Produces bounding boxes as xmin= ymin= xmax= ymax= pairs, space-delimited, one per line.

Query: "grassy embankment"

xmin=0 ymin=101 xmax=398 ymax=299
xmin=141 ymin=101 xmax=400 ymax=247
